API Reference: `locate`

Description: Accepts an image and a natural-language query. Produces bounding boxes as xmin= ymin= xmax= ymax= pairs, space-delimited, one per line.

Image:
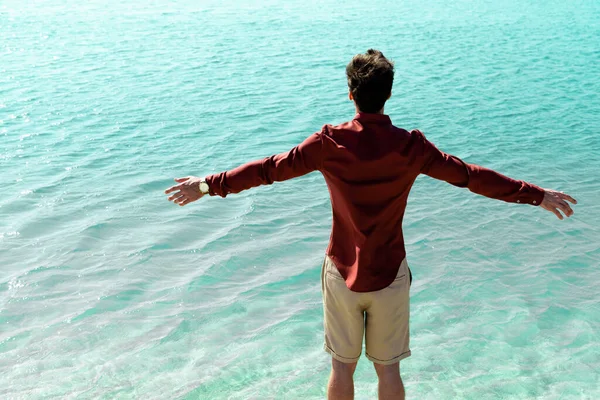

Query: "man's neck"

xmin=356 ymin=107 xmax=385 ymax=115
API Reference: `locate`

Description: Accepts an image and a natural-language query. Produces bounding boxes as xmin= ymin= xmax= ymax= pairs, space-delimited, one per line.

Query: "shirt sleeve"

xmin=205 ymin=131 xmax=323 ymax=198
xmin=414 ymin=130 xmax=545 ymax=206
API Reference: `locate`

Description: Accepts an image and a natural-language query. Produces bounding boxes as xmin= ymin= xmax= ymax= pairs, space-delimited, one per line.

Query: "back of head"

xmin=346 ymin=49 xmax=395 ymax=113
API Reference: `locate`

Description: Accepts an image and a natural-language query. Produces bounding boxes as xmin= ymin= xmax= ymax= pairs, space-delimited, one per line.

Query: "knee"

xmin=373 ymin=362 xmax=400 ymax=381
xmin=332 ymin=358 xmax=358 ymax=377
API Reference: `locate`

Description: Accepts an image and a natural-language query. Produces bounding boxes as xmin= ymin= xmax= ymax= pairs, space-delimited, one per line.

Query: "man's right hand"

xmin=540 ymin=190 xmax=577 ymax=220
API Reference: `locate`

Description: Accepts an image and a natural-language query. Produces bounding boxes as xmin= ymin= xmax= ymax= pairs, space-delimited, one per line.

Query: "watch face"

xmin=200 ymin=182 xmax=209 ymax=194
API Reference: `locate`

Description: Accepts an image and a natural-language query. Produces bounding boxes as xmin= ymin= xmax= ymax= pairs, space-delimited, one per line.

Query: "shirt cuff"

xmin=518 ymin=183 xmax=545 ymax=206
xmin=205 ymin=174 xmax=224 ymax=197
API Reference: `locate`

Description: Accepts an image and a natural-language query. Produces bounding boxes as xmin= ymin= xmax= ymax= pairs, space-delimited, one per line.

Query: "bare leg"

xmin=373 ymin=362 xmax=405 ymax=400
xmin=327 ymin=358 xmax=358 ymax=400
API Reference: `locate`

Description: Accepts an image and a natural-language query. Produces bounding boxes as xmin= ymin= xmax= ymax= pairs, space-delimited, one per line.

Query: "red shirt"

xmin=206 ymin=113 xmax=545 ymax=292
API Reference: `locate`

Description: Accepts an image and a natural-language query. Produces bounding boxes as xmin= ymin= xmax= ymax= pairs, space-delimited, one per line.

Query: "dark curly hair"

xmin=346 ymin=49 xmax=395 ymax=113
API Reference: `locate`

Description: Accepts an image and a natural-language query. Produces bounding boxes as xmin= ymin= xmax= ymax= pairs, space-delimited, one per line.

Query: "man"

xmin=165 ymin=49 xmax=576 ymax=400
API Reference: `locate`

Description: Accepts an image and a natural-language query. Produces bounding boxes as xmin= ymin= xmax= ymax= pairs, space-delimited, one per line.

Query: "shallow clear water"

xmin=1 ymin=0 xmax=599 ymax=398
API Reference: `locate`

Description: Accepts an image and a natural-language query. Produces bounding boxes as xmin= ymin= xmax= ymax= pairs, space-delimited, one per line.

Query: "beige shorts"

xmin=321 ymin=256 xmax=411 ymax=365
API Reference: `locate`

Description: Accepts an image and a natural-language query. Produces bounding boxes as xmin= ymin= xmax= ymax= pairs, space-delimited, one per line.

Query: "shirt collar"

xmin=353 ymin=112 xmax=392 ymax=125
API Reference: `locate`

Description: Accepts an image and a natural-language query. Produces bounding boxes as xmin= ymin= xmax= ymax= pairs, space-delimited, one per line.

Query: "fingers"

xmin=169 ymin=196 xmax=188 ymax=205
xmin=168 ymin=193 xmax=183 ymax=201
xmin=165 ymin=178 xmax=190 ymax=193
xmin=557 ymin=199 xmax=574 ymax=217
xmin=169 ymin=192 xmax=186 ymax=202
xmin=168 ymin=192 xmax=185 ymax=203
xmin=178 ymin=198 xmax=192 ymax=206
xmin=550 ymin=207 xmax=564 ymax=220
xmin=165 ymin=184 xmax=182 ymax=194
xmin=173 ymin=194 xmax=194 ymax=205
xmin=559 ymin=192 xmax=577 ymax=205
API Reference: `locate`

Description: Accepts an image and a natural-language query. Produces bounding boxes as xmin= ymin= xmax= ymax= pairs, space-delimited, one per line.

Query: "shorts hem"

xmin=366 ymin=350 xmax=411 ymax=365
xmin=324 ymin=344 xmax=361 ymax=364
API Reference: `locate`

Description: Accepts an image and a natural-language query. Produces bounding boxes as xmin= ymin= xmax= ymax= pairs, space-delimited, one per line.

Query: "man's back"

xmin=321 ymin=113 xmax=421 ymax=292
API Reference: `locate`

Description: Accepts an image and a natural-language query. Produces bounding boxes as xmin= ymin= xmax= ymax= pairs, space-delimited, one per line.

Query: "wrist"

xmin=199 ymin=178 xmax=210 ymax=195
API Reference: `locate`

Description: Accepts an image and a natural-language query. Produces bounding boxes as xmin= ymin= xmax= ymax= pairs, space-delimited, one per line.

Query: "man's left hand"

xmin=165 ymin=176 xmax=204 ymax=206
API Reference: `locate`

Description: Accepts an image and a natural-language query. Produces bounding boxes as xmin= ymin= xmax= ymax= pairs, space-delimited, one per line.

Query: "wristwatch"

xmin=199 ymin=179 xmax=210 ymax=195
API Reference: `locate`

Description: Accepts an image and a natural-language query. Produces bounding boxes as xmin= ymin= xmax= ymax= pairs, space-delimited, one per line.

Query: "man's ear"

xmin=349 ymin=91 xmax=354 ymax=101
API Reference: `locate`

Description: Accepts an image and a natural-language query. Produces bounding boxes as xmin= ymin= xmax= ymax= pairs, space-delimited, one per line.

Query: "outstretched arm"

xmin=414 ymin=130 xmax=577 ymax=219
xmin=165 ymin=132 xmax=323 ymax=206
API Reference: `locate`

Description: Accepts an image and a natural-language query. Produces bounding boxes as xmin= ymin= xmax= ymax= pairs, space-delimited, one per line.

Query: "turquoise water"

xmin=1 ymin=0 xmax=599 ymax=398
